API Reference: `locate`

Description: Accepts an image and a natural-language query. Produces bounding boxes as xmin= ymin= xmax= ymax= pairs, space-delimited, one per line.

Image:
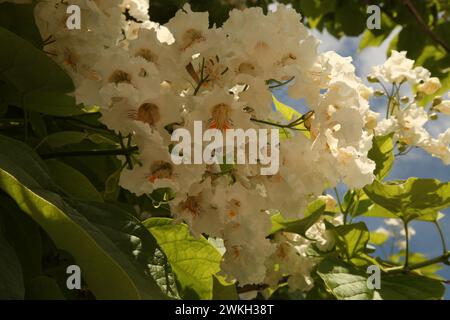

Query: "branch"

xmin=403 ymin=0 xmax=450 ymax=53
xmin=237 ymin=276 xmax=289 ymax=294
xmin=385 ymin=251 xmax=450 ymax=274
xmin=39 ymin=146 xmax=139 ymax=159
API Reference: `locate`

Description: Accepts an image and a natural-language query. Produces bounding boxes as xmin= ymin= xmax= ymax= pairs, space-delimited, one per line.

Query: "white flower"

xmin=318 ymin=194 xmax=337 ymax=210
xmin=417 ymin=77 xmax=441 ymax=95
xmin=369 ymin=50 xmax=430 ymax=84
xmin=120 ymin=0 xmax=150 ymax=22
xmin=164 ymin=4 xmax=213 ymax=62
xmin=33 ymin=2 xmax=385 ymax=289
xmin=434 ymin=100 xmax=450 ymax=115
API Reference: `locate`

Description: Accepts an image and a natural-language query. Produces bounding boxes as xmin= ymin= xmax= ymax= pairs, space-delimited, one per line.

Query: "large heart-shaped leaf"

xmin=144 ymin=217 xmax=222 ymax=300
xmin=0 ymin=134 xmax=165 ymax=299
xmin=375 ymin=274 xmax=445 ymax=300
xmin=332 ymin=222 xmax=370 ymax=260
xmin=317 ymin=256 xmax=373 ymax=300
xmin=364 ymin=178 xmax=450 ymax=222
xmin=0 ymin=26 xmax=73 ymax=93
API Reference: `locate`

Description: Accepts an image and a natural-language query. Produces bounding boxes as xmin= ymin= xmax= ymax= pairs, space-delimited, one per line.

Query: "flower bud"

xmin=432 ymin=97 xmax=442 ymax=107
xmin=400 ymin=96 xmax=409 ymax=104
xmin=415 ymin=91 xmax=425 ymax=101
xmin=429 ymin=113 xmax=438 ymax=120
xmin=417 ymin=77 xmax=441 ymax=95
xmin=367 ymin=76 xmax=379 ymax=83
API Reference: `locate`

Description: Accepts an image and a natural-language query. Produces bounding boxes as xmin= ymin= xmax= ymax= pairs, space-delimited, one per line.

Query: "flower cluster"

xmin=33 ymin=1 xmax=377 ymax=289
xmin=370 ymin=50 xmax=450 ymax=164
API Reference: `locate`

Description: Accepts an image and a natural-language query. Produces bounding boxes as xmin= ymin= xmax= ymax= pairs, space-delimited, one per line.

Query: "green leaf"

xmin=0 ymin=227 xmax=25 ymax=299
xmin=299 ymin=0 xmax=337 ymax=19
xmin=364 ymin=178 xmax=450 ymax=222
xmin=0 ymin=26 xmax=73 ymax=93
xmin=0 ymin=3 xmax=43 ymax=48
xmin=334 ymin=0 xmax=366 ymax=37
xmin=0 ymin=102 xmax=7 ymax=117
xmin=29 ymin=112 xmax=47 ymax=139
xmin=332 ymin=222 xmax=370 ymax=259
xmin=376 ymin=274 xmax=445 ymax=300
xmin=395 ymin=24 xmax=429 ymax=60
xmin=148 ymin=248 xmax=179 ymax=299
xmin=363 ymin=203 xmax=442 ymax=222
xmin=40 ymin=131 xmax=89 ymax=149
xmin=0 ymin=194 xmax=43 ymax=284
xmin=368 ymin=134 xmax=394 ymax=180
xmin=317 ymin=256 xmax=373 ymax=300
xmin=27 ymin=276 xmax=65 ymax=300
xmin=269 ymin=199 xmax=326 ymax=237
xmin=45 ymin=159 xmax=103 ymax=202
xmin=23 ymin=91 xmax=84 ymax=116
xmin=359 ymin=13 xmax=395 ymax=51
xmin=0 ymin=134 xmax=165 ymax=299
xmin=272 ymin=96 xmax=311 ymax=139
xmin=103 ymin=167 xmax=122 ymax=201
xmin=369 ymin=230 xmax=389 ymax=246
xmin=144 ymin=217 xmax=222 ymax=300
xmin=212 ymin=275 xmax=238 ymax=300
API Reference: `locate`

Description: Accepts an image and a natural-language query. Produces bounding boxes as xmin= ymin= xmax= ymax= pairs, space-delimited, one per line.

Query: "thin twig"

xmin=403 ymin=0 xmax=450 ymax=53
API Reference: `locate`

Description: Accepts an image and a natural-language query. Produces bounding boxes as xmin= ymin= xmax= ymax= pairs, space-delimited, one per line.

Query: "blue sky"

xmin=273 ymin=28 xmax=450 ymax=299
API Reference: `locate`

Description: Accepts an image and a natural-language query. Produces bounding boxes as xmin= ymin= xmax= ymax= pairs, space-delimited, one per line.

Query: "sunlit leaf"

xmin=364 ymin=178 xmax=450 ymax=222
xmin=144 ymin=217 xmax=222 ymax=300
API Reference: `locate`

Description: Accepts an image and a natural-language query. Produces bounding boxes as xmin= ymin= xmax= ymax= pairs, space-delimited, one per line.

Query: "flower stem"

xmin=434 ymin=221 xmax=448 ymax=255
xmin=403 ymin=220 xmax=410 ymax=268
xmin=267 ymin=76 xmax=295 ymax=89
xmin=250 ymin=118 xmax=307 ymax=131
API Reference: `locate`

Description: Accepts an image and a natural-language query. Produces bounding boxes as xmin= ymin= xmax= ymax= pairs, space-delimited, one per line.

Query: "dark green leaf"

xmin=334 ymin=1 xmax=366 ymax=37
xmin=23 ymin=91 xmax=84 ymax=116
xmin=27 ymin=276 xmax=65 ymax=300
xmin=0 ymin=134 xmax=165 ymax=299
xmin=0 ymin=227 xmax=25 ymax=299
xmin=212 ymin=275 xmax=238 ymax=300
xmin=45 ymin=159 xmax=103 ymax=202
xmin=29 ymin=112 xmax=47 ymax=139
xmin=0 ymin=3 xmax=43 ymax=48
xmin=0 ymin=26 xmax=73 ymax=93
xmin=376 ymin=274 xmax=445 ymax=300
xmin=0 ymin=194 xmax=43 ymax=284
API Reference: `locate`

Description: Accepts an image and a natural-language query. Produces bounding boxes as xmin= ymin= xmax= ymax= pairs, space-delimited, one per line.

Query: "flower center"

xmin=108 ymin=70 xmax=131 ymax=84
xmin=237 ymin=62 xmax=256 ymax=76
xmin=180 ymin=196 xmax=201 ymax=216
xmin=137 ymin=103 xmax=161 ymax=126
xmin=148 ymin=161 xmax=173 ymax=182
xmin=209 ymin=103 xmax=232 ymax=131
xmin=181 ymin=29 xmax=205 ymax=50
xmin=135 ymin=48 xmax=157 ymax=64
